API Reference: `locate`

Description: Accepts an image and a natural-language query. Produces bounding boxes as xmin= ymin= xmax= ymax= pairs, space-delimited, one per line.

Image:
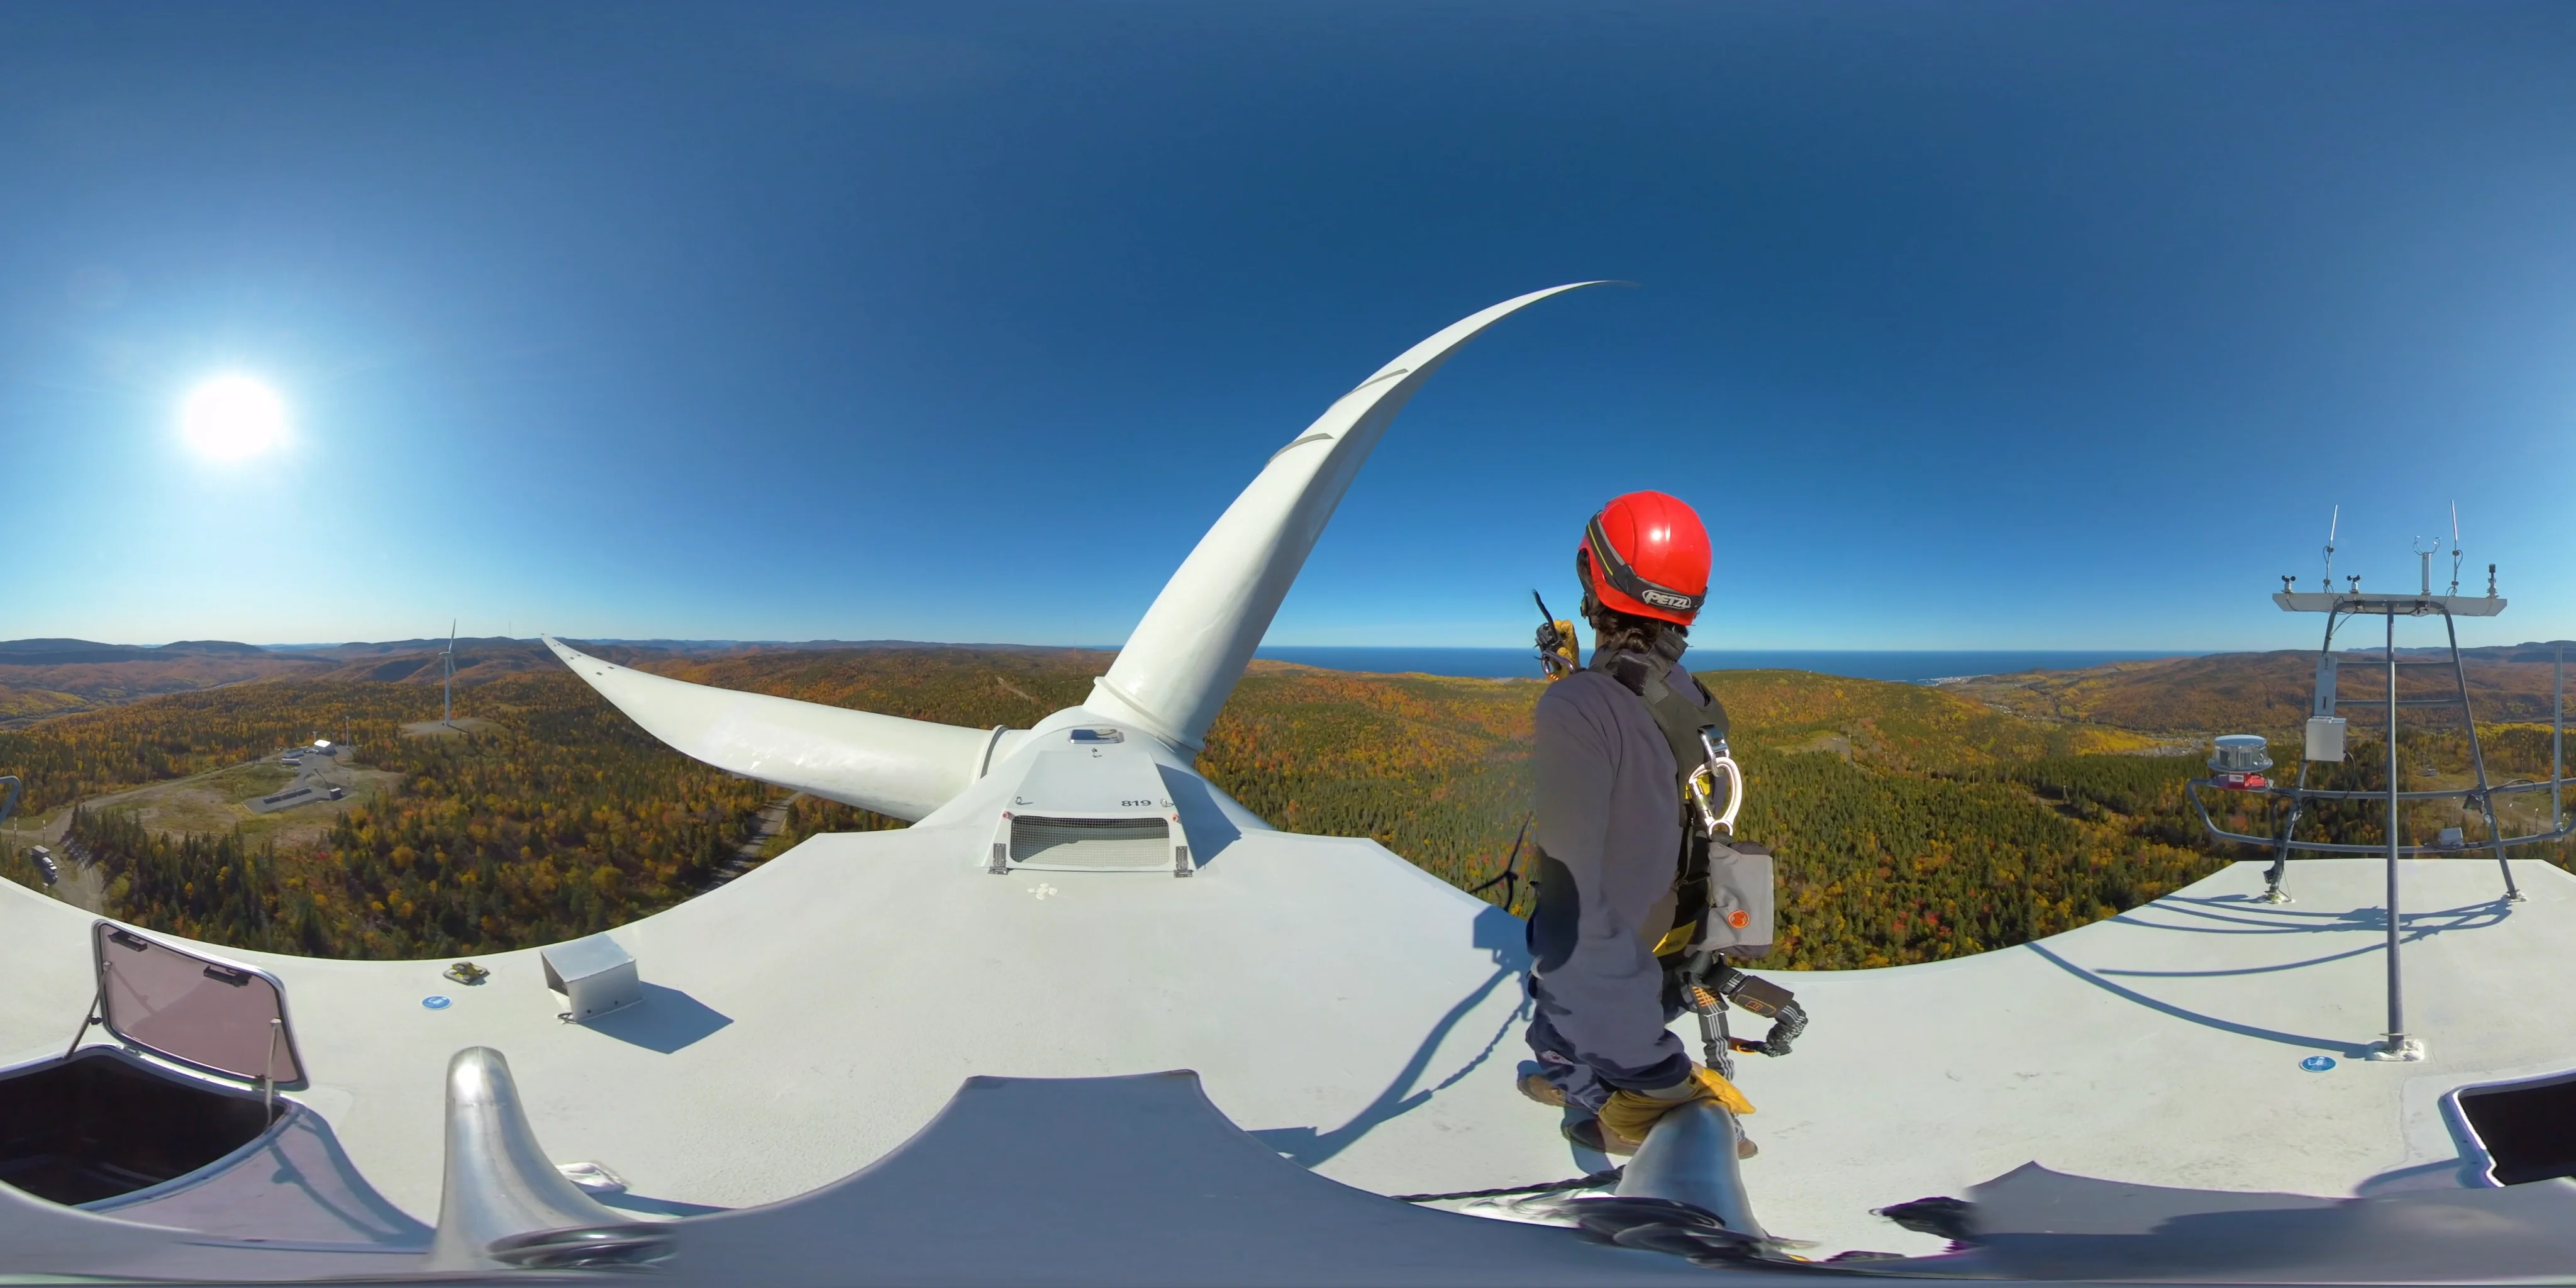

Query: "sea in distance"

xmin=1253 ymin=647 xmax=2201 ymax=684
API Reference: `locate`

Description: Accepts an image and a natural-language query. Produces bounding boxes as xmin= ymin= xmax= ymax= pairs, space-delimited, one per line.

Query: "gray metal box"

xmin=541 ymin=933 xmax=641 ymax=1022
xmin=2304 ymin=716 xmax=2348 ymax=763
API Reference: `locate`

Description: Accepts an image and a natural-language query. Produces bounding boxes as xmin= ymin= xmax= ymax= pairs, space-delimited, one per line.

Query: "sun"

xmin=180 ymin=375 xmax=289 ymax=460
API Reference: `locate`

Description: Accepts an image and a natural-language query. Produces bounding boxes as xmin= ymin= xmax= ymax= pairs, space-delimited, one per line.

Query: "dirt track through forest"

xmin=708 ymin=792 xmax=803 ymax=887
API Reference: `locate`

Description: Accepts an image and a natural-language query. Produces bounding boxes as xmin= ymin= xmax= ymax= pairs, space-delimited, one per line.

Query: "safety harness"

xmin=1589 ymin=645 xmax=1806 ymax=1075
xmin=1588 ymin=645 xmax=1733 ymax=960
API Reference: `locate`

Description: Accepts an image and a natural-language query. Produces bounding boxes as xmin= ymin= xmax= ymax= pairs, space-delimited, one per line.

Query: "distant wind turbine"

xmin=443 ymin=621 xmax=457 ymax=728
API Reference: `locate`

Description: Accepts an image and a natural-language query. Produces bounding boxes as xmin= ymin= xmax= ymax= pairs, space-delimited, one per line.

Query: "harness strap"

xmin=1591 ymin=648 xmax=1732 ymax=962
xmin=1591 ymin=650 xmax=1729 ymax=786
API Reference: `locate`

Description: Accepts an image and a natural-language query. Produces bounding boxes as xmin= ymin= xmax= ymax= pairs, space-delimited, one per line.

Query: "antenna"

xmin=443 ymin=620 xmax=457 ymax=729
xmin=2321 ymin=505 xmax=2338 ymax=591
xmin=2448 ymin=502 xmax=2463 ymax=596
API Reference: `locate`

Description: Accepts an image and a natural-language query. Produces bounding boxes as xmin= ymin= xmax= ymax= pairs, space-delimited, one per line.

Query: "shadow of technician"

xmin=1251 ymin=904 xmax=1533 ymax=1166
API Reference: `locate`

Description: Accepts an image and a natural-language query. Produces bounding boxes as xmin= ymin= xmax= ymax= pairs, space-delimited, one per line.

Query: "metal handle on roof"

xmin=1615 ymin=1101 xmax=1768 ymax=1241
xmin=425 ymin=1046 xmax=670 ymax=1270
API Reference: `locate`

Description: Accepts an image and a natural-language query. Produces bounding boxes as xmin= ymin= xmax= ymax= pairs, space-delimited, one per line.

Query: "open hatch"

xmin=0 ymin=1048 xmax=280 ymax=1205
xmin=2458 ymin=1070 xmax=2576 ymax=1185
xmin=0 ymin=923 xmax=304 ymax=1205
xmin=91 ymin=921 xmax=305 ymax=1085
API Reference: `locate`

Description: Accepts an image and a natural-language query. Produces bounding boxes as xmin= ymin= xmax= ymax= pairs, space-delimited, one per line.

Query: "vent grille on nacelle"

xmin=1009 ymin=816 xmax=1171 ymax=870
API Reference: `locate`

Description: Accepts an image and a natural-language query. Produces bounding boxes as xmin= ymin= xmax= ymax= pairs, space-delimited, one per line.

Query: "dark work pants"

xmin=1525 ymin=977 xmax=1685 ymax=1116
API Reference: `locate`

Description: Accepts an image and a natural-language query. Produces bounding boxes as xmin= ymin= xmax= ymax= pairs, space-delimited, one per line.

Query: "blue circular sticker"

xmin=423 ymin=996 xmax=453 ymax=1010
xmin=2301 ymin=1055 xmax=2335 ymax=1072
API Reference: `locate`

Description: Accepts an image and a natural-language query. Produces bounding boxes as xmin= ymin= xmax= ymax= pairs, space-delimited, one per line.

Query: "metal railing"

xmin=2190 ymin=598 xmax=2560 ymax=1062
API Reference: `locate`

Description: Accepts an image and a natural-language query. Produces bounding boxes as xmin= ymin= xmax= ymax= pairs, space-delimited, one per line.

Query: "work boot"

xmin=1516 ymin=1072 xmax=1568 ymax=1109
xmin=1562 ymin=1116 xmax=1646 ymax=1157
xmin=1565 ymin=1111 xmax=1758 ymax=1159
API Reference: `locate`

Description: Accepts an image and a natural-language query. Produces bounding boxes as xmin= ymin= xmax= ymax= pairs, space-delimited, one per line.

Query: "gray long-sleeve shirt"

xmin=1525 ymin=657 xmax=1709 ymax=1091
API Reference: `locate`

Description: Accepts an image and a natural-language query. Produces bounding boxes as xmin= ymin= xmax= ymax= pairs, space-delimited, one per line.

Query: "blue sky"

xmin=2 ymin=2 xmax=2572 ymax=652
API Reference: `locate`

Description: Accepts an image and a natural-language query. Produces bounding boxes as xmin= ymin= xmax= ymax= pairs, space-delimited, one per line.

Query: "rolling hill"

xmin=1951 ymin=643 xmax=2576 ymax=734
xmin=0 ymin=636 xmax=991 ymax=728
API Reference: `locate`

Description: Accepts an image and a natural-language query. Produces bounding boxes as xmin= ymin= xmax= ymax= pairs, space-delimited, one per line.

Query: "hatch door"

xmin=91 ymin=921 xmax=306 ymax=1084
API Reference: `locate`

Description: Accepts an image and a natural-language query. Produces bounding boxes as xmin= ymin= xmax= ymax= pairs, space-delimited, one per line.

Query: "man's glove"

xmin=1757 ymin=999 xmax=1809 ymax=1057
xmin=1596 ymin=1064 xmax=1756 ymax=1147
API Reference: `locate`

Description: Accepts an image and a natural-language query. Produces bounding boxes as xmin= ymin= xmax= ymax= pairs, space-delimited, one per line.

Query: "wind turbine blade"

xmin=543 ymin=637 xmax=1005 ymax=821
xmin=1085 ymin=282 xmax=1608 ymax=750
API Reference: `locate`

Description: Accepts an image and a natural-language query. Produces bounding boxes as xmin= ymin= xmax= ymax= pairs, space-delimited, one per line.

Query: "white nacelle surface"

xmin=7 ymin=852 xmax=2573 ymax=1260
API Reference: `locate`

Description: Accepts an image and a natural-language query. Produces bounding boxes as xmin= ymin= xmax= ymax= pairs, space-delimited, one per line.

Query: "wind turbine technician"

xmin=1519 ymin=491 xmax=1760 ymax=1156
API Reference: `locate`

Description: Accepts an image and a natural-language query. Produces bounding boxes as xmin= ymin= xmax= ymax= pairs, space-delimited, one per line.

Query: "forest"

xmin=14 ymin=676 xmax=776 ymax=957
xmin=2 ymin=646 xmax=2566 ymax=969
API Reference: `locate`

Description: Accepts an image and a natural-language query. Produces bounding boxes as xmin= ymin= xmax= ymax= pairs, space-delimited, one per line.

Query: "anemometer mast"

xmin=2194 ymin=508 xmax=2570 ymax=1063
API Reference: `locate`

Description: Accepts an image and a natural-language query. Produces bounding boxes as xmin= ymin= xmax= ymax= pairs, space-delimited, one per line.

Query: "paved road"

xmin=4 ymin=805 xmax=105 ymax=913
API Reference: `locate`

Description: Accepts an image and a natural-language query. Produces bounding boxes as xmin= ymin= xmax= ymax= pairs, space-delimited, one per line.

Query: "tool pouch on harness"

xmin=1700 ymin=840 xmax=1774 ymax=959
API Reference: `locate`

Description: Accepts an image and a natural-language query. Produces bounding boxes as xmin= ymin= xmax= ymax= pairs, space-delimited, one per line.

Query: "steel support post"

xmin=2444 ymin=610 xmax=2521 ymax=902
xmin=2373 ymin=609 xmax=2422 ymax=1060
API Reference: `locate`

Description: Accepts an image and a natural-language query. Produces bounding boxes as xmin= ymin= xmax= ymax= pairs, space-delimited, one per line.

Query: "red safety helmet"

xmin=1579 ymin=491 xmax=1711 ymax=626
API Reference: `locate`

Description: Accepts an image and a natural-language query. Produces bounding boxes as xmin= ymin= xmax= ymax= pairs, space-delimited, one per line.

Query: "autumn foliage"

xmin=7 ymin=646 xmax=2564 ymax=969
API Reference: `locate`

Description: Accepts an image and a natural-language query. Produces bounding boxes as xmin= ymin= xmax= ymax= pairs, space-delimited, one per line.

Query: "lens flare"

xmin=180 ymin=375 xmax=289 ymax=460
